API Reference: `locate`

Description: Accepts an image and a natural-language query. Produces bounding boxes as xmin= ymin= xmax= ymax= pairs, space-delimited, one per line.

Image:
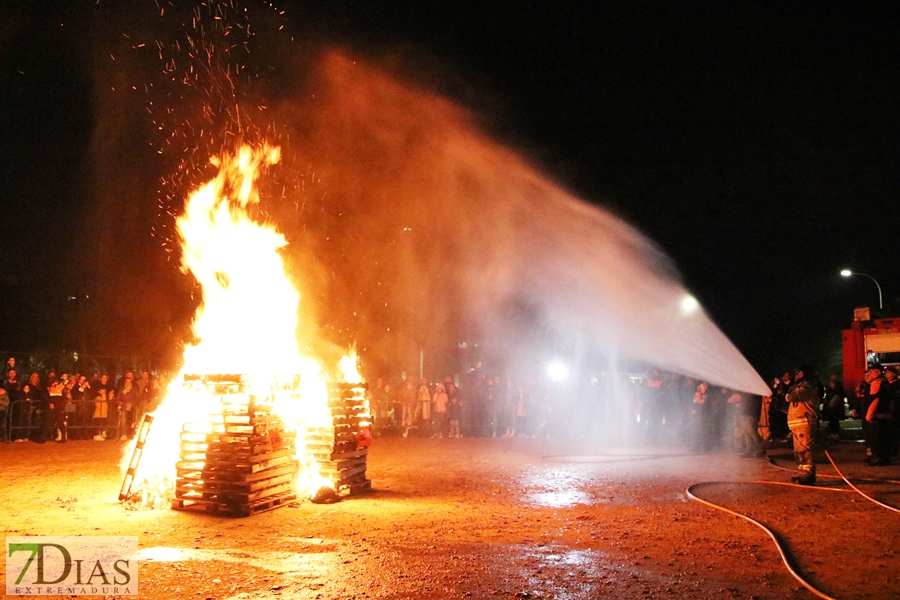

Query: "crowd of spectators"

xmin=366 ymin=361 xmax=900 ymax=467
xmin=0 ymin=356 xmax=163 ymax=443
xmin=4 ymin=352 xmax=896 ymax=467
xmin=367 ymin=365 xmax=773 ymax=456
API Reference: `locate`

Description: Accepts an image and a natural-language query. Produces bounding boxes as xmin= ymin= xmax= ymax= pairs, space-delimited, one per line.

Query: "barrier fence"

xmin=0 ymin=399 xmax=138 ymax=443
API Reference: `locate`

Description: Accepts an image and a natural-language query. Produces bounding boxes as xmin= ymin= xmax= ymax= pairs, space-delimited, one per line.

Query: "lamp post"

xmin=840 ymin=269 xmax=883 ymax=310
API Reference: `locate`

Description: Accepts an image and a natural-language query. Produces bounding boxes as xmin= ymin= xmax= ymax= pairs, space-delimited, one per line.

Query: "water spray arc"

xmin=268 ymin=52 xmax=770 ymax=396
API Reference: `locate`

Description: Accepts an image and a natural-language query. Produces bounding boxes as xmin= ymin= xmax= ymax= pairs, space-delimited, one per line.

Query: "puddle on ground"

xmin=520 ymin=467 xmax=600 ymax=507
xmin=527 ymin=490 xmax=595 ymax=508
xmin=520 ymin=467 xmax=598 ymax=508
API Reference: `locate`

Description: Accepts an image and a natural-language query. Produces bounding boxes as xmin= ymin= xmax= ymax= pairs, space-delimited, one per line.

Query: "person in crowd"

xmin=134 ymin=370 xmax=156 ymax=416
xmin=734 ymin=392 xmax=766 ymax=458
xmin=378 ymin=380 xmax=395 ymax=429
xmin=861 ymin=365 xmax=894 ymax=466
xmin=61 ymin=373 xmax=76 ymax=441
xmin=469 ymin=371 xmax=490 ymax=437
xmin=5 ymin=369 xmax=22 ymax=440
xmin=690 ymin=381 xmax=712 ymax=452
xmin=385 ymin=382 xmax=400 ymax=428
xmin=416 ymin=377 xmax=432 ymax=436
xmin=21 ymin=372 xmax=50 ymax=443
xmin=823 ymin=376 xmax=846 ymax=442
xmin=785 ymin=367 xmax=820 ymax=484
xmin=0 ymin=386 xmax=8 ymax=442
xmin=432 ymin=382 xmax=449 ymax=438
xmin=149 ymin=371 xmax=162 ymax=412
xmin=116 ymin=370 xmax=139 ymax=440
xmin=447 ymin=390 xmax=462 ymax=438
xmin=501 ymin=376 xmax=517 ymax=437
xmin=660 ymin=373 xmax=682 ymax=442
xmin=769 ymin=372 xmax=792 ymax=441
xmin=488 ymin=375 xmax=506 ymax=437
xmin=644 ymin=370 xmax=665 ymax=443
xmin=399 ymin=379 xmax=416 ymax=434
xmin=47 ymin=374 xmax=68 ymax=442
xmin=725 ymin=388 xmax=743 ymax=451
xmin=370 ymin=378 xmax=387 ymax=431
xmin=18 ymin=372 xmax=37 ymax=440
xmin=4 ymin=356 xmax=16 ymax=377
xmin=677 ymin=377 xmax=696 ymax=442
xmin=708 ymin=386 xmax=732 ymax=450
xmin=45 ymin=369 xmax=58 ymax=389
xmin=70 ymin=374 xmax=91 ymax=440
xmin=485 ymin=377 xmax=499 ymax=437
xmin=91 ymin=373 xmax=115 ymax=441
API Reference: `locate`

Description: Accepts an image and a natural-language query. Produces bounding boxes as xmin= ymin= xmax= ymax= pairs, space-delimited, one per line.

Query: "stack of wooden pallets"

xmin=171 ymin=375 xmax=299 ymax=517
xmin=304 ymin=382 xmax=372 ymax=496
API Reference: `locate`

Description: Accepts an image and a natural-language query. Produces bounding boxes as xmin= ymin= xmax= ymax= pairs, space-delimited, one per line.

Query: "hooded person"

xmin=785 ymin=366 xmax=820 ymax=485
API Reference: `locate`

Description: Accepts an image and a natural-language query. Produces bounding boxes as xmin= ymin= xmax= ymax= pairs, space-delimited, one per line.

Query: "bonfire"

xmin=120 ymin=144 xmax=370 ymax=514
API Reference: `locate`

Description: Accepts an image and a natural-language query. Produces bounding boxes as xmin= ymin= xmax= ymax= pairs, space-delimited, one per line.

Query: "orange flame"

xmin=123 ymin=144 xmax=351 ymax=500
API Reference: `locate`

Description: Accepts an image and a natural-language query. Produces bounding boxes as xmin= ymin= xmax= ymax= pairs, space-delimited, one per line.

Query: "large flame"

xmin=124 ymin=144 xmax=343 ymax=500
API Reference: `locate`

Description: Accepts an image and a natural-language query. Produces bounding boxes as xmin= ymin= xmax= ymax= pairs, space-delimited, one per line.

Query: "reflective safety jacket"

xmin=786 ymin=379 xmax=818 ymax=429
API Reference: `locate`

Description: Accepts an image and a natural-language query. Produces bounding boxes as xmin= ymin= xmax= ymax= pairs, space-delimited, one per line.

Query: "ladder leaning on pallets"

xmin=118 ymin=414 xmax=155 ymax=501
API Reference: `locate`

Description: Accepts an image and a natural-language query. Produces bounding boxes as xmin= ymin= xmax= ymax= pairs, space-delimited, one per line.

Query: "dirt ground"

xmin=2 ymin=436 xmax=899 ymax=599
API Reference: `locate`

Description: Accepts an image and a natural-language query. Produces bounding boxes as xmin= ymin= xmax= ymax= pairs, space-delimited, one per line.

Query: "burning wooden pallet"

xmin=305 ymin=382 xmax=372 ymax=496
xmin=171 ymin=375 xmax=299 ymax=517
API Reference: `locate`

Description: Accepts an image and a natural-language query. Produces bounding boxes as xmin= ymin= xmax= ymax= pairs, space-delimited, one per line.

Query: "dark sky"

xmin=1 ymin=1 xmax=898 ymax=379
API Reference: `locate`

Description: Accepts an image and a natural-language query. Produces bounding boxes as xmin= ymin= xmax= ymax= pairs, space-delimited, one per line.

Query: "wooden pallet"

xmin=170 ymin=376 xmax=372 ymax=512
xmin=177 ymin=463 xmax=296 ymax=484
xmin=171 ymin=490 xmax=298 ymax=517
xmin=172 ymin=376 xmax=303 ymax=517
xmin=305 ymin=383 xmax=371 ymax=497
xmin=176 ymin=478 xmax=295 ymax=503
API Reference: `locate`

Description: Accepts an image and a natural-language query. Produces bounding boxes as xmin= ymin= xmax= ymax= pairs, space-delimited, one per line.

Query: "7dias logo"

xmin=6 ymin=536 xmax=138 ymax=596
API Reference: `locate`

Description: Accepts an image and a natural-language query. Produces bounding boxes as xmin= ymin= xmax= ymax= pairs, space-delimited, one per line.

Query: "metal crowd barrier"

xmin=2 ymin=399 xmax=122 ymax=442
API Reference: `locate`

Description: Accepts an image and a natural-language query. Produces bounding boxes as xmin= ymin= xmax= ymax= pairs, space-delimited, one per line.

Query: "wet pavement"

xmin=2 ymin=436 xmax=899 ymax=598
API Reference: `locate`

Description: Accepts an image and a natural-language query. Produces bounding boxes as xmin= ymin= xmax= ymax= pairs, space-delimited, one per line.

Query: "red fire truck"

xmin=842 ymin=308 xmax=900 ymax=393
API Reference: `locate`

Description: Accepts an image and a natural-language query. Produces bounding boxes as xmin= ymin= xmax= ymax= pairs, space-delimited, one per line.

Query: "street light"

xmin=840 ymin=269 xmax=883 ymax=310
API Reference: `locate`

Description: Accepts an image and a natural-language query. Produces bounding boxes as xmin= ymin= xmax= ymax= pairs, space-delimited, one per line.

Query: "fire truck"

xmin=842 ymin=307 xmax=900 ymax=392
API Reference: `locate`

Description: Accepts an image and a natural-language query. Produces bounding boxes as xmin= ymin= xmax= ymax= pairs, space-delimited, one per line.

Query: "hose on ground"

xmin=823 ymin=449 xmax=900 ymax=514
xmin=686 ymin=480 xmax=838 ymax=600
xmin=689 ymin=449 xmax=900 ymax=600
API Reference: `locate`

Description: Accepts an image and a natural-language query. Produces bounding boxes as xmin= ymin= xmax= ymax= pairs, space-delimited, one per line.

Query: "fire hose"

xmin=686 ymin=449 xmax=900 ymax=600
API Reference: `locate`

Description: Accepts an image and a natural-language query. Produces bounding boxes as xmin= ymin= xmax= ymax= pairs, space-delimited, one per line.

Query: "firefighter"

xmin=785 ymin=367 xmax=819 ymax=485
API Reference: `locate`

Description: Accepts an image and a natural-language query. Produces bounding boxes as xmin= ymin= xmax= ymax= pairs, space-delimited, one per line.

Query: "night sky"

xmin=1 ymin=1 xmax=898 ymax=380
